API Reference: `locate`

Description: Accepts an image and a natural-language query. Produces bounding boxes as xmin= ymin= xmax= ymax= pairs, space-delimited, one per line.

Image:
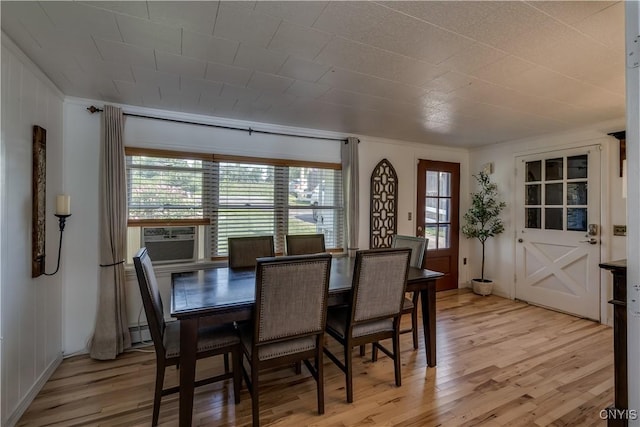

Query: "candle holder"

xmin=43 ymin=214 xmax=71 ymax=276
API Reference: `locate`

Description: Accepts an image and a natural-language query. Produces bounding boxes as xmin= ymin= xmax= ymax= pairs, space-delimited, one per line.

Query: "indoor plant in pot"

xmin=462 ymin=171 xmax=506 ymax=296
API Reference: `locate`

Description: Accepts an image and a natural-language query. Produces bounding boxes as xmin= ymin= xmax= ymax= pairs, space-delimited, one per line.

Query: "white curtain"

xmin=342 ymin=137 xmax=359 ymax=257
xmin=89 ymin=105 xmax=131 ymax=360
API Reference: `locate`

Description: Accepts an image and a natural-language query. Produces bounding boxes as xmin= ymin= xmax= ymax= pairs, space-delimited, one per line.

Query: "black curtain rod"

xmin=87 ymin=105 xmax=351 ymax=143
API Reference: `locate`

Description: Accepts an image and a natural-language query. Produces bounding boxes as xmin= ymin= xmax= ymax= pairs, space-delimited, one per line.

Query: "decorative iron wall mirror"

xmin=370 ymin=158 xmax=398 ymax=248
xmin=32 ymin=125 xmax=47 ymax=277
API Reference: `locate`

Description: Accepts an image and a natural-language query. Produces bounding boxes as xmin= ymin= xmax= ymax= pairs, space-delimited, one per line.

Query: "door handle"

xmin=518 ymin=238 xmax=523 ymax=243
xmin=579 ymin=238 xmax=598 ymax=244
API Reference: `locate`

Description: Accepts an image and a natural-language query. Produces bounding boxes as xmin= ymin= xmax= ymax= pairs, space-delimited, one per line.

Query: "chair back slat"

xmin=286 ymin=234 xmax=326 ymax=255
xmin=351 ymin=248 xmax=411 ymax=323
xmin=133 ymin=247 xmax=166 ymax=356
xmin=392 ymin=235 xmax=428 ymax=269
xmin=228 ymin=236 xmax=275 ymax=268
xmin=254 ymin=254 xmax=332 ymax=344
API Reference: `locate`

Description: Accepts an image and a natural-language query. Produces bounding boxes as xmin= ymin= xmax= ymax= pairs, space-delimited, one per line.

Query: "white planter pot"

xmin=472 ymin=279 xmax=494 ymax=296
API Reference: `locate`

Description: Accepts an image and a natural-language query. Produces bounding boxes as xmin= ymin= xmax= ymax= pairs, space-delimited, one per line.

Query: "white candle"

xmin=56 ymin=194 xmax=71 ymax=215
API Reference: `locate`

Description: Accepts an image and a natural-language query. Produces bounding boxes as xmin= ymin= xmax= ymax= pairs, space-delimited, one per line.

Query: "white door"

xmin=515 ymin=146 xmax=601 ymax=320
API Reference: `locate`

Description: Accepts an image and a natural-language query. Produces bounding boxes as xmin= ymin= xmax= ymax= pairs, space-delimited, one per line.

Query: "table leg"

xmin=420 ymin=285 xmax=436 ymax=367
xmin=179 ymin=318 xmax=198 ymax=427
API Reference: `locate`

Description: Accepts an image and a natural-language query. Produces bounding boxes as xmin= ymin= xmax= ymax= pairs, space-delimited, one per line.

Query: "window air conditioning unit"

xmin=141 ymin=226 xmax=197 ymax=264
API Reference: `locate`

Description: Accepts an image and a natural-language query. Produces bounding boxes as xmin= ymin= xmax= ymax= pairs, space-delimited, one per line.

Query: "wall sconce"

xmin=42 ymin=194 xmax=71 ymax=276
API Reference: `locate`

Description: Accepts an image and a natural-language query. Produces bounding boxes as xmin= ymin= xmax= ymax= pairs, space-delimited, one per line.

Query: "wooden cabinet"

xmin=599 ymin=260 xmax=627 ymax=427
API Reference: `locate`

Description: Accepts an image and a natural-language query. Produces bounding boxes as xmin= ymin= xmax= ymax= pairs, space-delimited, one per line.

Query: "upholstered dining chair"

xmin=228 ymin=235 xmax=275 ymax=268
xmin=238 ymin=253 xmax=332 ymax=427
xmin=133 ymin=248 xmax=242 ymax=426
xmin=324 ymin=248 xmax=411 ymax=403
xmin=392 ymin=235 xmax=428 ymax=350
xmin=285 ymin=233 xmax=326 ymax=255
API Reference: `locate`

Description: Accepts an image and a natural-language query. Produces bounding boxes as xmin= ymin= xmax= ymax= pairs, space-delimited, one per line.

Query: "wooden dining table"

xmin=171 ymin=256 xmax=443 ymax=427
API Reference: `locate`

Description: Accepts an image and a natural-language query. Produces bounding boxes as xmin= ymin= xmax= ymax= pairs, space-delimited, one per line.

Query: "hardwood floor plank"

xmin=18 ymin=289 xmax=612 ymax=426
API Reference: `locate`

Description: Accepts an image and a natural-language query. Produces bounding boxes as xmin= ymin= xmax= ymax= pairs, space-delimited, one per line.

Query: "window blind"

xmin=126 ymin=148 xmax=344 ymax=258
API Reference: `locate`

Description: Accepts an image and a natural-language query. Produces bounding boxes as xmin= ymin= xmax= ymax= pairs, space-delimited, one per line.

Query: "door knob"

xmin=518 ymin=238 xmax=523 ymax=243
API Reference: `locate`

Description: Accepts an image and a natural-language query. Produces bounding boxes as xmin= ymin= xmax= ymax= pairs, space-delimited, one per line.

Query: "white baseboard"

xmin=4 ymin=352 xmax=63 ymax=427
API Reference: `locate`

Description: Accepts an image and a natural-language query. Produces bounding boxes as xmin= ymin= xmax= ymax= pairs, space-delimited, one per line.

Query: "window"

xmin=125 ymin=149 xmax=343 ymax=260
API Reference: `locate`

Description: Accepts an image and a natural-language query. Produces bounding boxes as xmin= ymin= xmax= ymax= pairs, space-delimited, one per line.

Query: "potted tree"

xmin=462 ymin=171 xmax=506 ymax=295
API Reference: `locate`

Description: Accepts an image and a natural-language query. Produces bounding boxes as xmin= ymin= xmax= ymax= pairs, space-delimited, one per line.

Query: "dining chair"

xmin=285 ymin=233 xmax=326 ymax=255
xmin=228 ymin=235 xmax=275 ymax=268
xmin=392 ymin=235 xmax=428 ymax=350
xmin=324 ymin=248 xmax=411 ymax=403
xmin=238 ymin=253 xmax=332 ymax=427
xmin=133 ymin=247 xmax=242 ymax=426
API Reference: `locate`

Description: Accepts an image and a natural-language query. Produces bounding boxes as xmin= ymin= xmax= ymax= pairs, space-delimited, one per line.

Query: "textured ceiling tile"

xmin=278 ymin=56 xmax=330 ymax=82
xmin=315 ymin=37 xmax=447 ymax=86
xmin=233 ymin=44 xmax=288 ymax=74
xmin=204 ymin=62 xmax=253 ymax=86
xmin=40 ymin=1 xmax=121 ymax=41
xmin=254 ymin=1 xmax=328 ymax=27
xmin=247 ymin=71 xmax=294 ymax=93
xmin=75 ymin=56 xmax=135 ymax=82
xmin=78 ymin=1 xmax=150 ymax=19
xmin=423 ymin=71 xmax=477 ymax=93
xmin=180 ymin=77 xmax=223 ymax=99
xmin=148 ymin=1 xmax=219 ymax=35
xmin=219 ymin=84 xmax=262 ymax=103
xmin=472 ymin=56 xmax=535 ymax=86
xmin=116 ymin=14 xmax=181 ymax=53
xmin=182 ymin=30 xmax=238 ymax=64
xmin=572 ymin=2 xmax=624 ymax=53
xmin=95 ymin=38 xmax=156 ymax=69
xmin=318 ymin=67 xmax=426 ymax=101
xmin=155 ymin=51 xmax=207 ymax=79
xmin=460 ymin=2 xmax=554 ymax=51
xmin=213 ymin=2 xmax=280 ymax=48
xmin=132 ymin=65 xmax=180 ymax=91
xmin=378 ymin=1 xmax=500 ymax=36
xmin=313 ymin=1 xmax=470 ymax=63
xmin=268 ymin=21 xmax=332 ymax=60
xmin=285 ymin=80 xmax=331 ymax=98
xmin=526 ymin=1 xmax=615 ymax=25
xmin=438 ymin=43 xmax=507 ymax=74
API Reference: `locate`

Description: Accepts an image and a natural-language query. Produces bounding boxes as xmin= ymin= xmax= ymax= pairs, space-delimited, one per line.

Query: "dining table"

xmin=171 ymin=256 xmax=443 ymax=427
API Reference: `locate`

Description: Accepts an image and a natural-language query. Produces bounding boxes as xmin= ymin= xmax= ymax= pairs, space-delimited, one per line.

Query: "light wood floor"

xmin=18 ymin=290 xmax=613 ymax=426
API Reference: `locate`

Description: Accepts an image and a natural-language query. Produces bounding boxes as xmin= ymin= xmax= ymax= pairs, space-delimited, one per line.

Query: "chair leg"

xmin=359 ymin=344 xmax=365 ymax=357
xmin=345 ymin=344 xmax=354 ymax=403
xmin=232 ymin=349 xmax=241 ymax=405
xmin=251 ymin=360 xmax=260 ymax=427
xmin=372 ymin=341 xmax=378 ymax=362
xmin=224 ymin=353 xmax=230 ymax=373
xmin=393 ymin=332 xmax=402 ymax=387
xmin=152 ymin=362 xmax=166 ymax=426
xmin=411 ymin=292 xmax=419 ymax=350
xmin=295 ymin=360 xmax=302 ymax=374
xmin=316 ymin=352 xmax=325 ymax=415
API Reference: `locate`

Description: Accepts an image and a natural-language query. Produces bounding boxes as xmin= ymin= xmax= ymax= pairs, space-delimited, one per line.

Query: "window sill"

xmin=125 ymin=259 xmax=226 ymax=278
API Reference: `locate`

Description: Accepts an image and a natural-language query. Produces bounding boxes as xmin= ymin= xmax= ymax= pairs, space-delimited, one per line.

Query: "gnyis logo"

xmin=599 ymin=408 xmax=638 ymax=420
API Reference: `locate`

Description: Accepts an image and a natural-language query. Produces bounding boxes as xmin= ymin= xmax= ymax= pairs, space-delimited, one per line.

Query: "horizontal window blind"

xmin=126 ymin=154 xmax=212 ymax=223
xmin=126 ymin=148 xmax=344 ymax=258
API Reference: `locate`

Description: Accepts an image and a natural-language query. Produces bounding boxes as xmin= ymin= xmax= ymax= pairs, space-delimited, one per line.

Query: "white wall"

xmin=61 ymin=97 xmax=470 ymax=352
xmin=1 ymin=35 xmax=65 ymax=426
xmin=468 ymin=123 xmax=627 ymax=325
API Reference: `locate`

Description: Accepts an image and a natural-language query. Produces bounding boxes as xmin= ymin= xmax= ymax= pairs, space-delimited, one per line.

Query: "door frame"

xmin=511 ymin=142 xmax=611 ymax=324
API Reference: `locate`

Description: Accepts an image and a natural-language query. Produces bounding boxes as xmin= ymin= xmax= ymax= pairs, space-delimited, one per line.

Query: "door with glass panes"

xmin=417 ymin=160 xmax=460 ymax=291
xmin=515 ymin=147 xmax=600 ymax=320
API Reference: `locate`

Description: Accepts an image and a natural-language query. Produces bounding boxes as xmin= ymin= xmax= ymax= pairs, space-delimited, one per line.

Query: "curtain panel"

xmin=90 ymin=105 xmax=131 ymax=360
xmin=341 ymin=137 xmax=359 ymax=257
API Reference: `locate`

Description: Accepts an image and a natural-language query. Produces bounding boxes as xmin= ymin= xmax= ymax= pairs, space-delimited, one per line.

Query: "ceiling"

xmin=1 ymin=1 xmax=626 ymax=147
